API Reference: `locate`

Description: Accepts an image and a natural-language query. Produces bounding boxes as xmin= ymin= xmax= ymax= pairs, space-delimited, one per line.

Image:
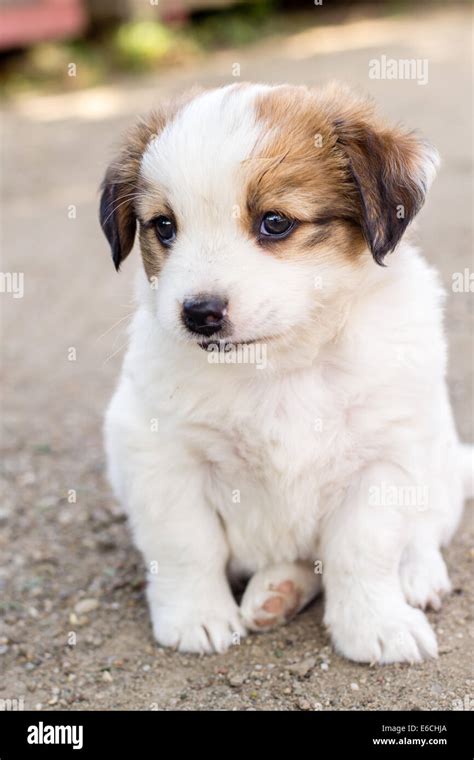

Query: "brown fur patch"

xmin=242 ymin=85 xmax=364 ymax=262
xmin=246 ymin=83 xmax=433 ymax=264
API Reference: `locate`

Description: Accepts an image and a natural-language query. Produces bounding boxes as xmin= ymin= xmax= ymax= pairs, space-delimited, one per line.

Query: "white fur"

xmin=104 ymin=85 xmax=469 ymax=663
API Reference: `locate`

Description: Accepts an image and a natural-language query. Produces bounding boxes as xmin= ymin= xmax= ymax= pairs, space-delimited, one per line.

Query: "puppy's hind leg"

xmin=321 ymin=463 xmax=438 ymax=664
xmin=240 ymin=561 xmax=322 ymax=631
xmin=400 ymin=542 xmax=451 ymax=611
xmin=400 ymin=465 xmax=458 ymax=611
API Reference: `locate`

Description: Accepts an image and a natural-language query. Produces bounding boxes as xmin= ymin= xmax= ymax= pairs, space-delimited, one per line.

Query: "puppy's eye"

xmin=154 ymin=215 xmax=176 ymax=245
xmin=260 ymin=211 xmax=294 ymax=238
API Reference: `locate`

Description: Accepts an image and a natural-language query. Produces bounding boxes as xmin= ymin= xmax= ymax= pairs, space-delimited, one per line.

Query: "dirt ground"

xmin=1 ymin=4 xmax=473 ymax=711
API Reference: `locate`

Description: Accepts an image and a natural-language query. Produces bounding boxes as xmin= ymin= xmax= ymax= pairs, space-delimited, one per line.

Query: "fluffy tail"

xmin=461 ymin=444 xmax=474 ymax=500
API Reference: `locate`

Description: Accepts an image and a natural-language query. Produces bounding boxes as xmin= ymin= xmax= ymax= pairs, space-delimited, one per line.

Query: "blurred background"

xmin=0 ymin=0 xmax=470 ymax=97
xmin=0 ymin=0 xmax=429 ymax=96
xmin=0 ymin=0 xmax=473 ymax=712
xmin=0 ymin=0 xmax=314 ymax=95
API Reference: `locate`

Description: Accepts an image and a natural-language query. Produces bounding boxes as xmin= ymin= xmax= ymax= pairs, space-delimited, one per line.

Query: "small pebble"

xmin=288 ymin=657 xmax=316 ymax=678
xmin=298 ymin=698 xmax=311 ymax=711
xmin=74 ymin=599 xmax=99 ymax=615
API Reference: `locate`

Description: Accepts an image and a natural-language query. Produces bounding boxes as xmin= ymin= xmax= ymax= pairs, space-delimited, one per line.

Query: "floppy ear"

xmin=333 ymin=105 xmax=439 ymax=264
xmin=99 ymin=168 xmax=137 ymax=271
xmin=99 ymin=94 xmax=201 ymax=271
xmin=99 ymin=115 xmax=160 ymax=271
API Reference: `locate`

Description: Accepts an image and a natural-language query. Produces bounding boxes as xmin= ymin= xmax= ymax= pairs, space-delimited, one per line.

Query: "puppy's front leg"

xmin=321 ymin=464 xmax=438 ymax=664
xmin=124 ymin=447 xmax=245 ymax=654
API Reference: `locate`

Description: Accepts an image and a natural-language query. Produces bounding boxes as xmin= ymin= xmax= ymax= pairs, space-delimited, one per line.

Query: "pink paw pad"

xmin=254 ymin=580 xmax=302 ymax=628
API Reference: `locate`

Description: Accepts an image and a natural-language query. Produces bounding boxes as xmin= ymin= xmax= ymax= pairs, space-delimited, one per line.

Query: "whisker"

xmin=96 ymin=310 xmax=135 ymax=343
xmin=101 ymin=193 xmax=144 ymax=226
xmin=103 ymin=340 xmax=129 ymax=366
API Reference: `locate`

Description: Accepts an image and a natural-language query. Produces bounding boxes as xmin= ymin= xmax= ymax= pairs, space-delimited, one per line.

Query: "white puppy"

xmin=100 ymin=83 xmax=472 ymax=663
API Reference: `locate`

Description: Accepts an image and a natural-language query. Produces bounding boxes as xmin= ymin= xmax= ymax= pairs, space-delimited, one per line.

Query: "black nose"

xmin=182 ymin=296 xmax=227 ymax=337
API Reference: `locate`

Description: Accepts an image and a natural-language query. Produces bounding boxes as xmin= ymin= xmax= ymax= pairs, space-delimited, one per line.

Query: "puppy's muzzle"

xmin=182 ymin=296 xmax=228 ymax=337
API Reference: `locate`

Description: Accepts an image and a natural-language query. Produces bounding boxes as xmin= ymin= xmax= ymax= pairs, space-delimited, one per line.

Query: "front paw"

xmin=325 ymin=598 xmax=438 ymax=664
xmin=147 ymin=587 xmax=247 ymax=654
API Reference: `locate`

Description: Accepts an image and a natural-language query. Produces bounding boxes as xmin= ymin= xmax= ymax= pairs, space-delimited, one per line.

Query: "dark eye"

xmin=260 ymin=211 xmax=294 ymax=238
xmin=154 ymin=215 xmax=176 ymax=245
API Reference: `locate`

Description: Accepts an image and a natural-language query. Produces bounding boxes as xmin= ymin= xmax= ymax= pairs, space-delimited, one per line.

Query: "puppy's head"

xmin=100 ymin=83 xmax=438 ymax=352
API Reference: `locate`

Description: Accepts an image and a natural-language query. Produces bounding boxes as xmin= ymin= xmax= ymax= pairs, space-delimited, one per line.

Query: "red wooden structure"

xmin=0 ymin=0 xmax=87 ymax=50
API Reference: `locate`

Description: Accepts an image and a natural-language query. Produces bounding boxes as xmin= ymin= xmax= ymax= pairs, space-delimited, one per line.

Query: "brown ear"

xmin=331 ymin=96 xmax=439 ymax=264
xmin=99 ymin=92 xmax=203 ymax=271
xmin=99 ymin=113 xmax=166 ymax=271
xmin=99 ymin=169 xmax=137 ymax=271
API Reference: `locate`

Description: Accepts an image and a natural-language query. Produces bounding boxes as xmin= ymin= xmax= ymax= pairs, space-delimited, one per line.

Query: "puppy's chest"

xmin=193 ymin=377 xmax=358 ymax=567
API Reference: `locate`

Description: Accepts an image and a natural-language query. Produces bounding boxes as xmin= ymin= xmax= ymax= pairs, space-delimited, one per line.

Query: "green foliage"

xmin=191 ymin=0 xmax=280 ymax=48
xmin=113 ymin=21 xmax=179 ymax=70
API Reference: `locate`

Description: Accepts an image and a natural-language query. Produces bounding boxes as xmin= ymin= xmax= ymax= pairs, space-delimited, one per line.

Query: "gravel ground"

xmin=1 ymin=4 xmax=472 ymax=711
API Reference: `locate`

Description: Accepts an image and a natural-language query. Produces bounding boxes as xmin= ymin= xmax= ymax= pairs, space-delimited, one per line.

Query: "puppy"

xmin=100 ymin=83 xmax=472 ymax=663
